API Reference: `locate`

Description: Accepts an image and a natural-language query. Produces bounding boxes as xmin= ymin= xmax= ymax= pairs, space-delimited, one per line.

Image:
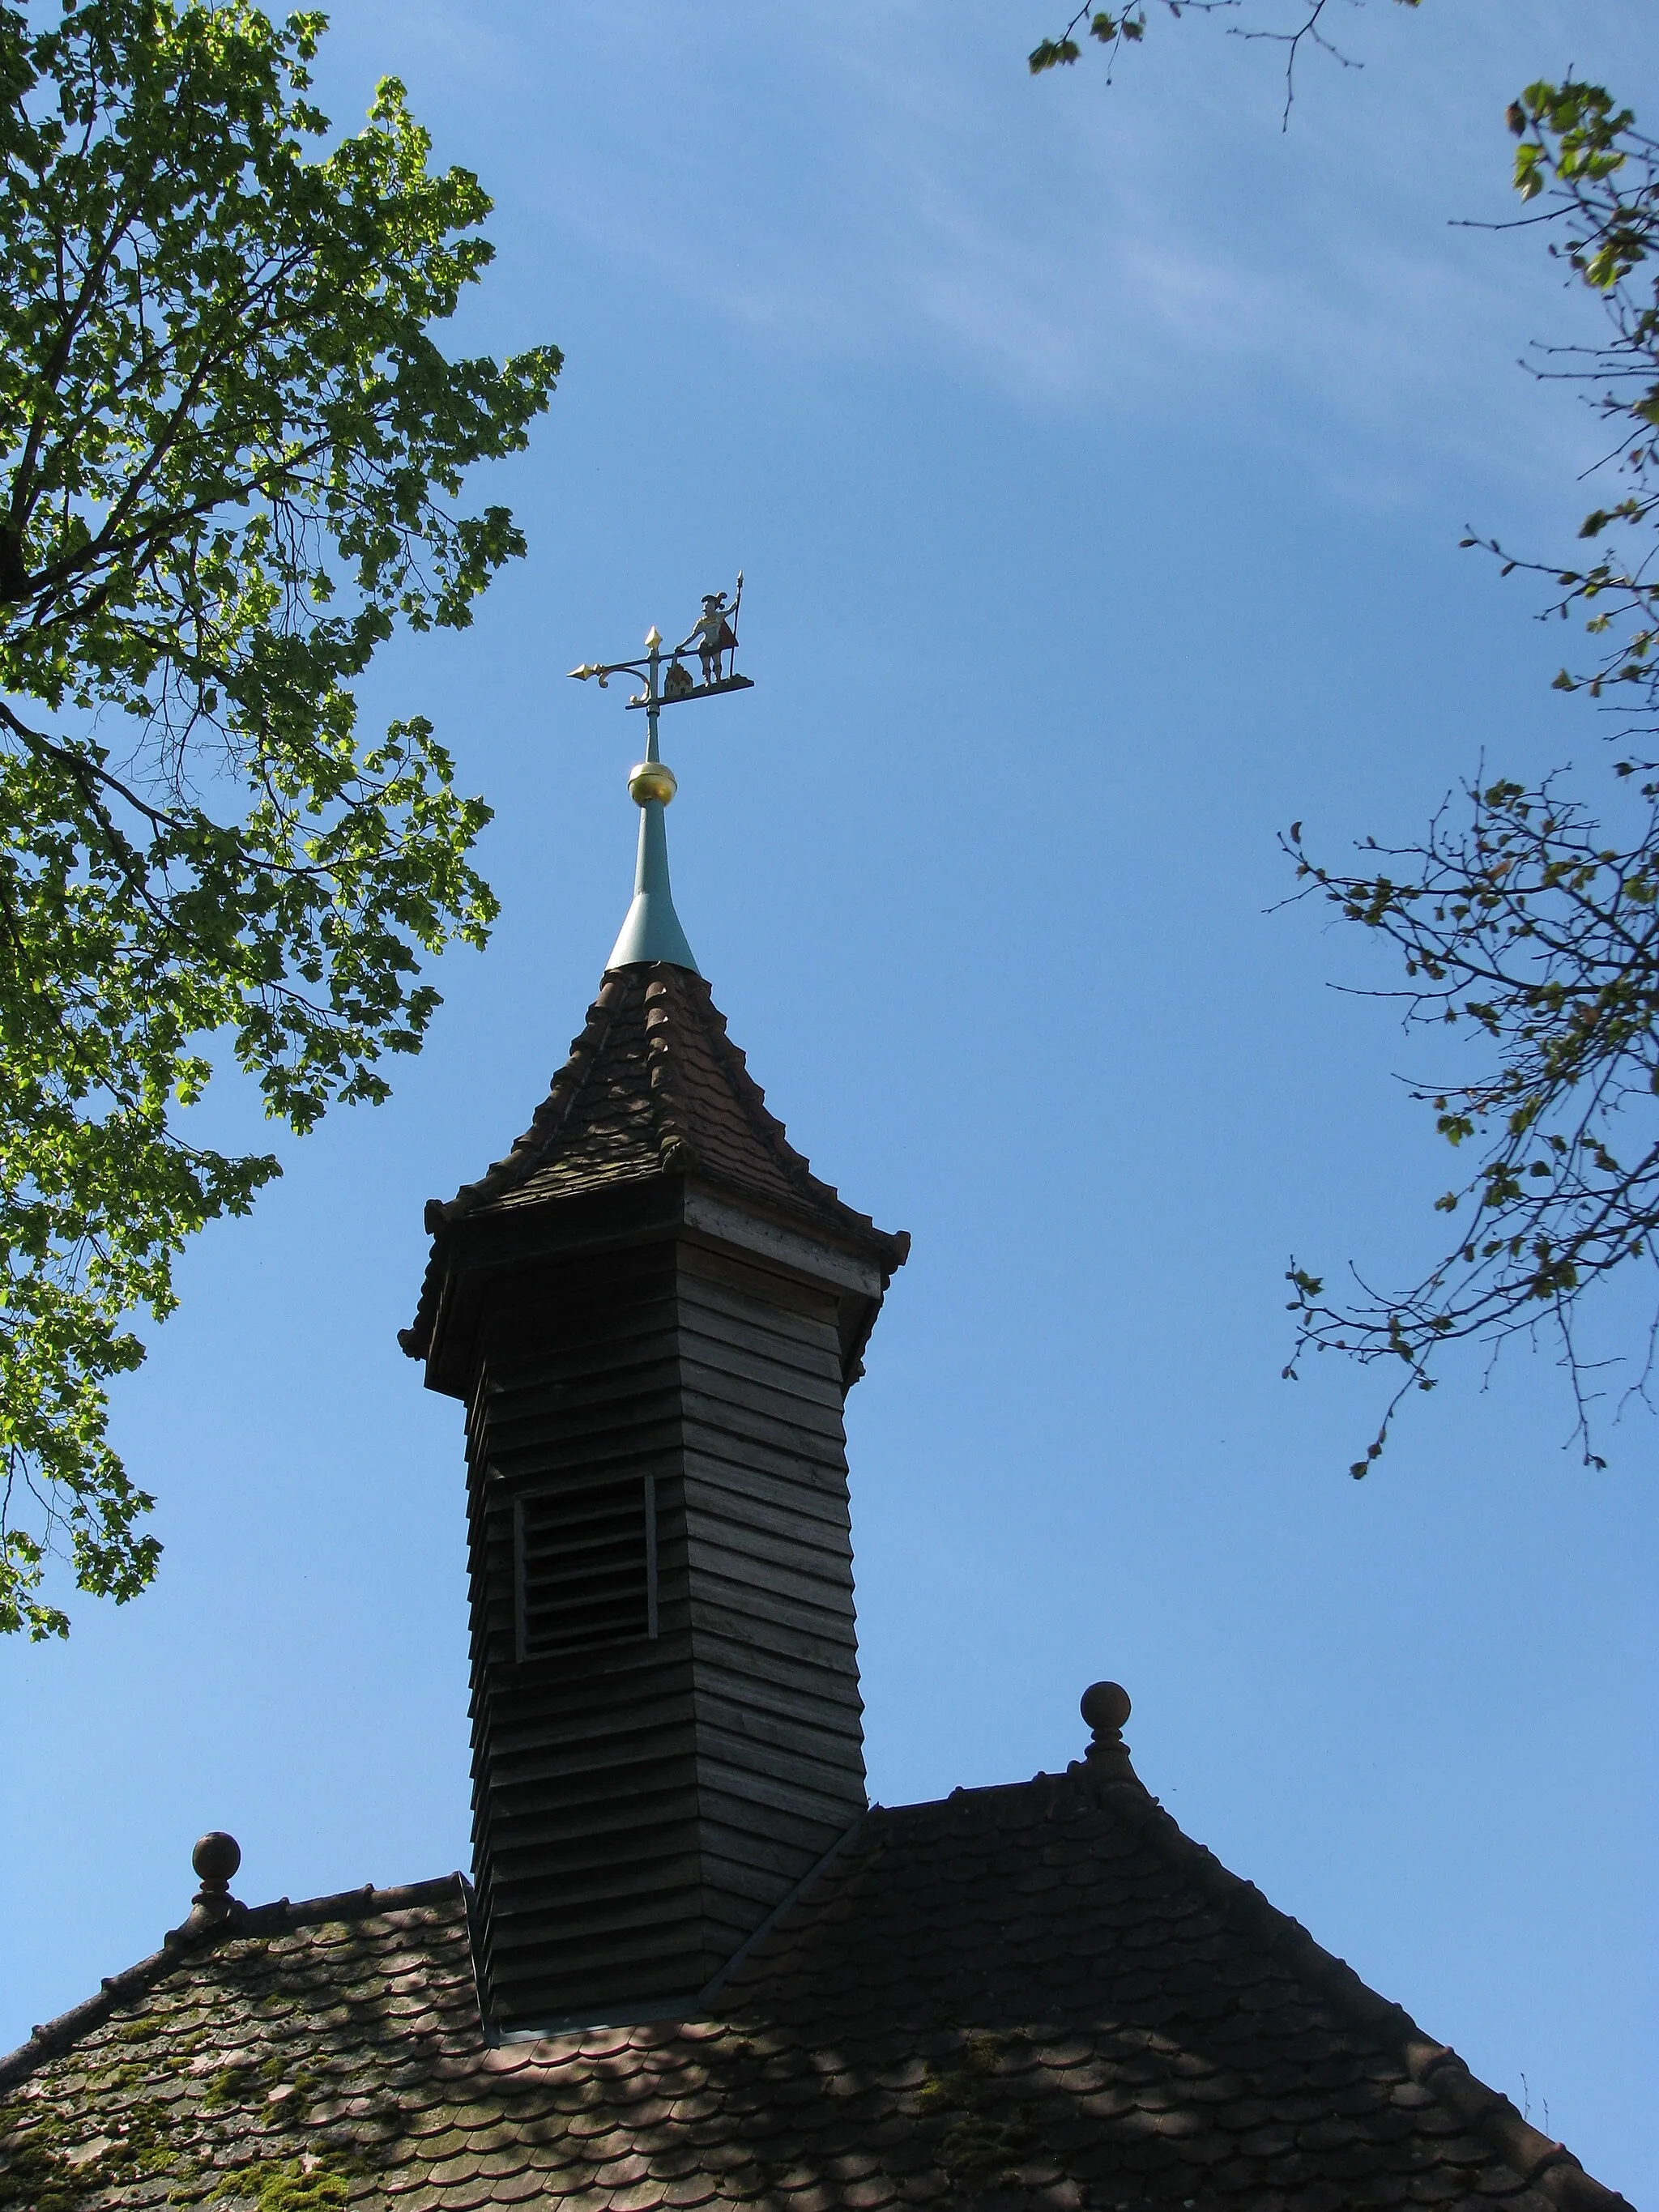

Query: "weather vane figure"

xmin=570 ymin=574 xmax=749 ymax=718
xmin=567 ymin=578 xmax=755 ymax=975
xmin=689 ymin=582 xmax=740 ymax=688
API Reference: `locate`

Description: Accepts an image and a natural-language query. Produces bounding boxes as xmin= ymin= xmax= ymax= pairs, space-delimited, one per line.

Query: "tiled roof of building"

xmin=402 ymin=963 xmax=907 ymax=1364
xmin=1 ymin=1747 xmax=1631 ymax=2212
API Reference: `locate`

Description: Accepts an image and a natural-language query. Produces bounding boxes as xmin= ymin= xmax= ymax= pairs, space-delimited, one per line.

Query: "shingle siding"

xmin=462 ymin=1233 xmax=868 ymax=2034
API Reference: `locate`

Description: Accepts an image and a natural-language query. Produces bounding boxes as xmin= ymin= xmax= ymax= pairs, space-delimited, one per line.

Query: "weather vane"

xmin=569 ymin=573 xmax=751 ymax=778
xmin=567 ymin=578 xmax=753 ymax=976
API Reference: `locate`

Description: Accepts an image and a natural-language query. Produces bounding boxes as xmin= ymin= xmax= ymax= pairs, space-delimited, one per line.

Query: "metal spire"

xmin=568 ymin=579 xmax=752 ymax=977
xmin=606 ymin=626 xmax=698 ymax=973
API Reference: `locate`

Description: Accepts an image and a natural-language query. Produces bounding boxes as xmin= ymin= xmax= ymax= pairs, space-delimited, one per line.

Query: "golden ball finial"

xmin=628 ymin=759 xmax=677 ymax=807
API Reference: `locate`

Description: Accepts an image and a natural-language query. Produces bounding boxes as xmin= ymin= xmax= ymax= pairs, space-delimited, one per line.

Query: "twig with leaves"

xmin=1029 ymin=0 xmax=1422 ymax=126
xmin=1286 ymin=81 xmax=1659 ymax=1469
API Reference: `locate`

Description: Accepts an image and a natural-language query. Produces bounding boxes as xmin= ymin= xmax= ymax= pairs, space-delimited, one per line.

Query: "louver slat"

xmin=516 ymin=1478 xmax=657 ymax=1659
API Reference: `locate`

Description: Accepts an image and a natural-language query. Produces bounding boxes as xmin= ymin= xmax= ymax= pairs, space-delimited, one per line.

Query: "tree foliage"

xmin=0 ymin=0 xmax=560 ymax=1637
xmin=1284 ymin=83 xmax=1659 ymax=1468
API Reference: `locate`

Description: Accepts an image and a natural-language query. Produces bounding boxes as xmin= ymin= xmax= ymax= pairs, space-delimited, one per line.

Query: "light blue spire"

xmin=603 ymin=625 xmax=699 ymax=974
xmin=605 ymin=776 xmax=699 ymax=974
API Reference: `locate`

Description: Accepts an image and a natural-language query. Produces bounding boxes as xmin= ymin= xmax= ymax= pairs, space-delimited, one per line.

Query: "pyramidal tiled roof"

xmin=0 ymin=1752 xmax=1631 ymax=2212
xmin=402 ymin=962 xmax=907 ymax=1362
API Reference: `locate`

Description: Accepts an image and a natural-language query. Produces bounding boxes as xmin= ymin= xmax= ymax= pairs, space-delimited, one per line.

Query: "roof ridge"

xmin=0 ymin=1872 xmax=469 ymax=2095
xmin=1079 ymin=1773 xmax=1634 ymax=2212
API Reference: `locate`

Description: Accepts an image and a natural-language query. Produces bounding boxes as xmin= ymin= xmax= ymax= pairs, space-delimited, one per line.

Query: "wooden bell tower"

xmin=402 ymin=693 xmax=906 ymax=2031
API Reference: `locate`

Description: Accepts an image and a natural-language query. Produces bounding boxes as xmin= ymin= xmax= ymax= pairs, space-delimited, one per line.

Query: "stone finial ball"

xmin=1081 ymin=1681 xmax=1132 ymax=1734
xmin=192 ymin=1832 xmax=241 ymax=1885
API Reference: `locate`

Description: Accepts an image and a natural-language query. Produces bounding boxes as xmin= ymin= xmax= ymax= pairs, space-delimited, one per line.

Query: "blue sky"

xmin=4 ymin=1 xmax=1656 ymax=2198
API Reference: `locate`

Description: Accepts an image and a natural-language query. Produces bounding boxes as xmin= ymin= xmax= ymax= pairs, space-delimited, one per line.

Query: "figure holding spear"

xmin=684 ymin=571 xmax=743 ymax=688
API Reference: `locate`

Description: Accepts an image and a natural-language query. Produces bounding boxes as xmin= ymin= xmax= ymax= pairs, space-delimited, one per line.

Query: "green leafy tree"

xmin=0 ymin=0 xmax=559 ymax=1638
xmin=1030 ymin=13 xmax=1659 ymax=1464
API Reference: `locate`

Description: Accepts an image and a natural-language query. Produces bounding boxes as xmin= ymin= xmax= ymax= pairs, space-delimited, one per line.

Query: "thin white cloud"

xmin=325 ymin=0 xmax=1656 ymax=511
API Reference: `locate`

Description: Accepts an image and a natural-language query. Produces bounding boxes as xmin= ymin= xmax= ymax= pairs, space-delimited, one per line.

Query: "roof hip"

xmin=1072 ymin=1765 xmax=1632 ymax=2212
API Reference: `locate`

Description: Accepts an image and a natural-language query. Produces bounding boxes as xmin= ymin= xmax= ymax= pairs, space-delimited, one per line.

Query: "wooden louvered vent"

xmin=514 ymin=1477 xmax=658 ymax=1660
